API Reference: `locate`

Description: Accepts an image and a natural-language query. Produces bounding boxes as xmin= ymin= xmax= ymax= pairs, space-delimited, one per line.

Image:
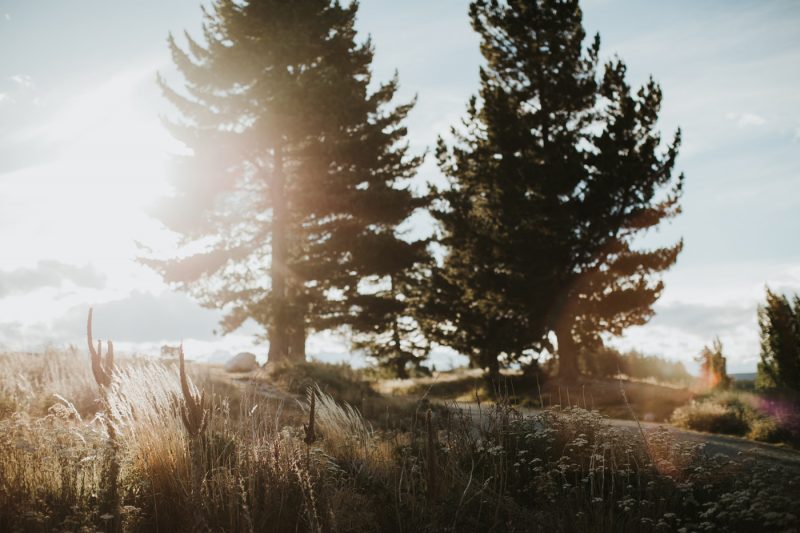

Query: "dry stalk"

xmin=88 ymin=308 xmax=114 ymax=389
xmin=617 ymin=371 xmax=654 ymax=465
xmin=426 ymin=408 xmax=438 ymax=500
xmin=303 ymin=387 xmax=317 ymax=468
xmin=178 ymin=345 xmax=209 ymax=530
xmin=87 ymin=308 xmax=120 ymax=533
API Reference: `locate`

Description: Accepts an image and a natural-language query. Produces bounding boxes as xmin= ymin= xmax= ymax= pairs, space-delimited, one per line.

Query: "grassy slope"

xmin=1 ymin=352 xmax=799 ymax=532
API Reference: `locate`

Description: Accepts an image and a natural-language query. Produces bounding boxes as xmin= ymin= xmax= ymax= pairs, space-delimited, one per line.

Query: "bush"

xmin=746 ymin=417 xmax=787 ymax=443
xmin=268 ymin=361 xmax=375 ymax=404
xmin=671 ymin=398 xmax=749 ymax=435
xmin=671 ymin=390 xmax=800 ymax=446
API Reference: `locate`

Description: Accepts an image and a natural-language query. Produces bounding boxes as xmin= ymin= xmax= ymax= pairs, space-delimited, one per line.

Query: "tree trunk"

xmin=289 ymin=317 xmax=306 ymax=361
xmin=395 ymin=358 xmax=409 ymax=380
xmin=556 ymin=324 xmax=579 ymax=383
xmin=390 ymin=275 xmax=407 ymax=378
xmin=268 ymin=142 xmax=289 ymax=363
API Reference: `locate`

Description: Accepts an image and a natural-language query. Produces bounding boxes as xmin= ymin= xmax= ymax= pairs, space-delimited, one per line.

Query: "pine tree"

xmin=757 ymin=287 xmax=800 ymax=391
xmin=143 ymin=0 xmax=425 ymax=363
xmin=430 ymin=0 xmax=683 ymax=383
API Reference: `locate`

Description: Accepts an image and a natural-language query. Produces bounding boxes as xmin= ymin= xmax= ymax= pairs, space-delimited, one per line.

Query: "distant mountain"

xmin=730 ymin=372 xmax=757 ymax=381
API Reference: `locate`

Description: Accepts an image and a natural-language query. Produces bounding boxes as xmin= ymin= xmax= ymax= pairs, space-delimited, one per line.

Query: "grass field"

xmin=1 ymin=350 xmax=799 ymax=532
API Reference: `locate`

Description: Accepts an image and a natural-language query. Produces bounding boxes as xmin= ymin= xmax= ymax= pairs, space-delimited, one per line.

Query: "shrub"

xmin=268 ymin=361 xmax=375 ymax=404
xmin=671 ymin=390 xmax=800 ymax=446
xmin=671 ymin=398 xmax=749 ymax=435
xmin=746 ymin=417 xmax=787 ymax=443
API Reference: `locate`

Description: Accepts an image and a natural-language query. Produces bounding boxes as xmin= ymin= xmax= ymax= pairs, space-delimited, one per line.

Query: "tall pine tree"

xmin=144 ymin=0 xmax=426 ymax=363
xmin=430 ymin=0 xmax=683 ymax=382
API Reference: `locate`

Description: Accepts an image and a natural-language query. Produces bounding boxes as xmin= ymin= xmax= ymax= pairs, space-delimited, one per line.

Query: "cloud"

xmin=725 ymin=111 xmax=766 ymax=128
xmin=10 ymin=74 xmax=34 ymax=89
xmin=0 ymin=260 xmax=105 ymax=297
xmin=649 ymin=301 xmax=756 ymax=339
xmin=0 ymin=290 xmax=277 ymax=364
xmin=50 ymin=290 xmax=222 ymax=344
xmin=0 ymin=290 xmax=223 ymax=351
xmin=612 ymin=300 xmax=762 ymax=373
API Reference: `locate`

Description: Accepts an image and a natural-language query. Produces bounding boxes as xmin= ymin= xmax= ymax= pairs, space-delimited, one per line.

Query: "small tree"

xmin=348 ymin=251 xmax=433 ymax=378
xmin=757 ymin=287 xmax=800 ymax=391
xmin=696 ymin=337 xmax=730 ymax=391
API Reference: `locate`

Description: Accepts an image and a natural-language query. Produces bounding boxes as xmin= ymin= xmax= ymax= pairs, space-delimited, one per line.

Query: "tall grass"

xmin=1 ymin=349 xmax=798 ymax=532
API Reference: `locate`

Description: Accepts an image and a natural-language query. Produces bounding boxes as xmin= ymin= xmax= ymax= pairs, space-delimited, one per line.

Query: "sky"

xmin=0 ymin=0 xmax=798 ymax=373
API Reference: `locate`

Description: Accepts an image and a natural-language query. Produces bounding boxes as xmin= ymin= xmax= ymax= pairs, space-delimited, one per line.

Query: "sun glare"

xmin=2 ymin=66 xmax=179 ymax=266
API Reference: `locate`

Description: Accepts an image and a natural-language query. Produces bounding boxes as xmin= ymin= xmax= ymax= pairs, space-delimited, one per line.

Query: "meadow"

xmin=1 ymin=348 xmax=799 ymax=533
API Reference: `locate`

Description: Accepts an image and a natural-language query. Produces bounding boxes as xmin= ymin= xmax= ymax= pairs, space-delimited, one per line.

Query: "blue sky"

xmin=0 ymin=0 xmax=798 ymax=373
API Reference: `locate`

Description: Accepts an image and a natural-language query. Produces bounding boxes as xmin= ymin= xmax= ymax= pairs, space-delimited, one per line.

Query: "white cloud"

xmin=725 ymin=111 xmax=766 ymax=128
xmin=0 ymin=260 xmax=106 ymax=298
xmin=10 ymin=74 xmax=34 ymax=89
xmin=4 ymin=13 xmax=10 ymax=21
xmin=738 ymin=113 xmax=766 ymax=127
xmin=611 ymin=261 xmax=800 ymax=373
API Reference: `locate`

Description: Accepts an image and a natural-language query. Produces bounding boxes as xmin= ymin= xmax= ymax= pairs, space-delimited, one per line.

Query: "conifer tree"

xmin=757 ymin=287 xmax=800 ymax=391
xmin=430 ymin=0 xmax=683 ymax=382
xmin=144 ymin=0 xmax=425 ymax=363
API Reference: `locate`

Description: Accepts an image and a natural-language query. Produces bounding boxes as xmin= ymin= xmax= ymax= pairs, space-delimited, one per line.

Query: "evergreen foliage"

xmin=757 ymin=287 xmax=800 ymax=391
xmin=348 ymin=259 xmax=433 ymax=378
xmin=143 ymin=0 xmax=427 ymax=365
xmin=429 ymin=0 xmax=683 ymax=382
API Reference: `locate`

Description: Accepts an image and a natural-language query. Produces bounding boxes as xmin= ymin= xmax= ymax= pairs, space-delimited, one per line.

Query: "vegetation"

xmin=671 ymin=390 xmax=800 ymax=447
xmin=757 ymin=287 xmax=800 ymax=391
xmin=696 ymin=337 xmax=731 ymax=391
xmin=577 ymin=346 xmax=692 ymax=386
xmin=381 ymin=365 xmax=693 ymax=423
xmin=142 ymin=0 xmax=428 ymax=366
xmin=427 ymin=0 xmax=683 ymax=385
xmin=2 ymin=347 xmax=799 ymax=532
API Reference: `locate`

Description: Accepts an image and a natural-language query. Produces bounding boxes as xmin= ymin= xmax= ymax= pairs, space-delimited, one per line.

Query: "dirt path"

xmin=452 ymin=402 xmax=800 ymax=470
xmin=609 ymin=415 xmax=800 ymax=469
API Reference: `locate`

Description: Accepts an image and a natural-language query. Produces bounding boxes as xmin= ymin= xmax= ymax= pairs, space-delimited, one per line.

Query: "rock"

xmin=224 ymin=352 xmax=259 ymax=373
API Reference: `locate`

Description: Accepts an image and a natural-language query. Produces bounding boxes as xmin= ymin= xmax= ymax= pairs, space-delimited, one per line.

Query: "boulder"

xmin=224 ymin=352 xmax=259 ymax=373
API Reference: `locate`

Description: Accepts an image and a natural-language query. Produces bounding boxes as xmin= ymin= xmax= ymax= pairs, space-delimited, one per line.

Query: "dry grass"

xmin=1 ymin=349 xmax=799 ymax=532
